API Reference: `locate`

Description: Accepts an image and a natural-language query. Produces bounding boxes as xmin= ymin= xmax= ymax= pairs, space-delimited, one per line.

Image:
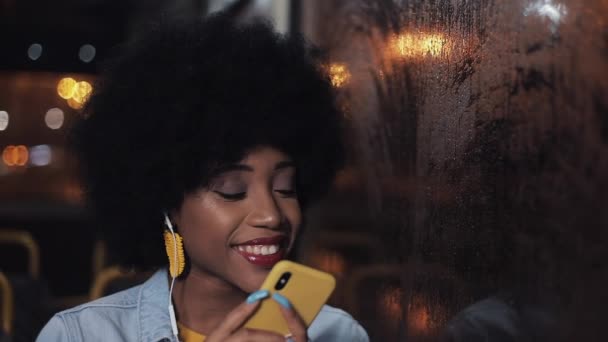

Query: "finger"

xmin=272 ymin=293 xmax=308 ymax=342
xmin=227 ymin=328 xmax=285 ymax=342
xmin=214 ymin=290 xmax=270 ymax=336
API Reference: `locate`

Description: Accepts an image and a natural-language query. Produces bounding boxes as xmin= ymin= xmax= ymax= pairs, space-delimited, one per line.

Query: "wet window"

xmin=300 ymin=0 xmax=608 ymax=340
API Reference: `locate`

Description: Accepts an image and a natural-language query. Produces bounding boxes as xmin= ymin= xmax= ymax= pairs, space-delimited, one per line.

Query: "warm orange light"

xmin=63 ymin=182 xmax=84 ymax=203
xmin=408 ymin=304 xmax=430 ymax=334
xmin=72 ymin=81 xmax=93 ymax=104
xmin=379 ymin=287 xmax=403 ymax=321
xmin=2 ymin=145 xmax=28 ymax=166
xmin=328 ymin=63 xmax=351 ymax=88
xmin=57 ymin=77 xmax=77 ymax=99
xmin=310 ymin=249 xmax=346 ymax=276
xmin=390 ymin=32 xmax=448 ymax=59
xmin=67 ymin=97 xmax=85 ymax=110
xmin=58 ymin=77 xmax=93 ymax=109
xmin=15 ymin=145 xmax=28 ymax=166
xmin=2 ymin=146 xmax=13 ymax=166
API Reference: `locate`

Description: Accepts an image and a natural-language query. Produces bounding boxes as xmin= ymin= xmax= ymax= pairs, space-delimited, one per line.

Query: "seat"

xmin=0 ymin=229 xmax=40 ymax=279
xmin=0 ymin=229 xmax=54 ymax=341
xmin=91 ymin=239 xmax=108 ymax=280
xmin=89 ymin=266 xmax=151 ymax=300
xmin=0 ymin=271 xmax=14 ymax=336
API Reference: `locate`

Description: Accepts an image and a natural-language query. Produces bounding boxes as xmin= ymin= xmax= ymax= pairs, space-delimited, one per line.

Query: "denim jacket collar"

xmin=134 ymin=268 xmax=369 ymax=342
xmin=138 ymin=269 xmax=176 ymax=342
xmin=37 ymin=268 xmax=368 ymax=341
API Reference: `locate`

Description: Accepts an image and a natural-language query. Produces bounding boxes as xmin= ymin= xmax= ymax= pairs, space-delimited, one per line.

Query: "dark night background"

xmin=1 ymin=0 xmax=607 ymax=341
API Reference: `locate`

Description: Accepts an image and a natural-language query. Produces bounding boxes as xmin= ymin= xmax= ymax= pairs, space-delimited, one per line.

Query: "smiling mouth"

xmin=235 ymin=244 xmax=281 ymax=255
xmin=231 ymin=236 xmax=288 ymax=268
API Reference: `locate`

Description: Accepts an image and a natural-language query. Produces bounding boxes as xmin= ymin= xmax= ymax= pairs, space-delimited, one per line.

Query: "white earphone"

xmin=164 ymin=213 xmax=180 ymax=340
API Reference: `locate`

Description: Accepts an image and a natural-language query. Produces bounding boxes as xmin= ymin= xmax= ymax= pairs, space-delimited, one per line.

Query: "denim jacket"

xmin=37 ymin=269 xmax=369 ymax=342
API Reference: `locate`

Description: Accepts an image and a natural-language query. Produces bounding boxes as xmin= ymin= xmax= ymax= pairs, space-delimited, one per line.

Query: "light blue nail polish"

xmin=272 ymin=292 xmax=291 ymax=309
xmin=286 ymin=338 xmax=295 ymax=342
xmin=246 ymin=290 xmax=269 ymax=303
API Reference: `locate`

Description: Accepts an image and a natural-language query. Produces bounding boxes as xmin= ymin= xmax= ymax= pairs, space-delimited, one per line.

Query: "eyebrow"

xmin=215 ymin=161 xmax=296 ymax=173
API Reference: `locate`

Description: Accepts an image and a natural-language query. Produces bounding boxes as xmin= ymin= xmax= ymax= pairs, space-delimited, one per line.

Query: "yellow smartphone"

xmin=244 ymin=260 xmax=336 ymax=336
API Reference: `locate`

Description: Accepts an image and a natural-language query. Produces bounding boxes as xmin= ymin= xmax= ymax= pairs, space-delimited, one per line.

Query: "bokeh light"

xmin=57 ymin=77 xmax=93 ymax=109
xmin=57 ymin=77 xmax=77 ymax=99
xmin=27 ymin=43 xmax=43 ymax=61
xmin=67 ymin=98 xmax=84 ymax=110
xmin=78 ymin=44 xmax=96 ymax=63
xmin=16 ymin=145 xmax=29 ymax=166
xmin=45 ymin=108 xmax=64 ymax=130
xmin=0 ymin=111 xmax=8 ymax=131
xmin=29 ymin=145 xmax=52 ymax=166
xmin=328 ymin=63 xmax=351 ymax=88
xmin=389 ymin=32 xmax=448 ymax=59
xmin=72 ymin=81 xmax=93 ymax=104
xmin=2 ymin=145 xmax=29 ymax=167
xmin=2 ymin=146 xmax=12 ymax=166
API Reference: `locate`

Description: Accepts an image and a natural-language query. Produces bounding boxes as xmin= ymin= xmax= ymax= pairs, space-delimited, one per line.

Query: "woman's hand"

xmin=205 ymin=290 xmax=308 ymax=342
xmin=273 ymin=292 xmax=309 ymax=342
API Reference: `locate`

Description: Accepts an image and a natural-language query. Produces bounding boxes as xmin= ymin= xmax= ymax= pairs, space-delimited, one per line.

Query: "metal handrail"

xmin=0 ymin=229 xmax=40 ymax=279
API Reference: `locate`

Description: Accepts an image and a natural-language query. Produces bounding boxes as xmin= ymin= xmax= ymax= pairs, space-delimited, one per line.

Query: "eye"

xmin=275 ymin=189 xmax=297 ymax=198
xmin=213 ymin=191 xmax=246 ymax=201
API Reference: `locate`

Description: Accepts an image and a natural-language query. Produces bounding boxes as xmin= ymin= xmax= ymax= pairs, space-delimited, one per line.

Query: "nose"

xmin=246 ymin=190 xmax=283 ymax=230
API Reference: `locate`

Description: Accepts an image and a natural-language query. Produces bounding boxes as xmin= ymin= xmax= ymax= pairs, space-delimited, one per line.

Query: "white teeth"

xmin=236 ymin=244 xmax=281 ymax=255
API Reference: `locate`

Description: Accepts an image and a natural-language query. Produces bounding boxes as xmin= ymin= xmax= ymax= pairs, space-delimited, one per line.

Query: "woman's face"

xmin=173 ymin=146 xmax=302 ymax=293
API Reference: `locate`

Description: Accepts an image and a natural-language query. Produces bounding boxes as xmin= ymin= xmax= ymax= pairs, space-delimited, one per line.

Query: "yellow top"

xmin=177 ymin=322 xmax=206 ymax=342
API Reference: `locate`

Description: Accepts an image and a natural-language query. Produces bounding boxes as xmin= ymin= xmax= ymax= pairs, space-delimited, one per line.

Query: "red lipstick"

xmin=232 ymin=235 xmax=287 ymax=268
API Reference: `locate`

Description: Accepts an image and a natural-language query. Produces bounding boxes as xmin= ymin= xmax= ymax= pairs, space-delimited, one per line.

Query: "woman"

xmin=37 ymin=11 xmax=368 ymax=342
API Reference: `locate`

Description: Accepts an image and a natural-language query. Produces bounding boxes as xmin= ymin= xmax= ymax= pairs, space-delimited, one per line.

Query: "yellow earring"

xmin=163 ymin=230 xmax=185 ymax=278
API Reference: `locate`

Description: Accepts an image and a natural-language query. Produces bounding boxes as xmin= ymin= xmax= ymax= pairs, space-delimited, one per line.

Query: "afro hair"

xmin=72 ymin=12 xmax=345 ymax=270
